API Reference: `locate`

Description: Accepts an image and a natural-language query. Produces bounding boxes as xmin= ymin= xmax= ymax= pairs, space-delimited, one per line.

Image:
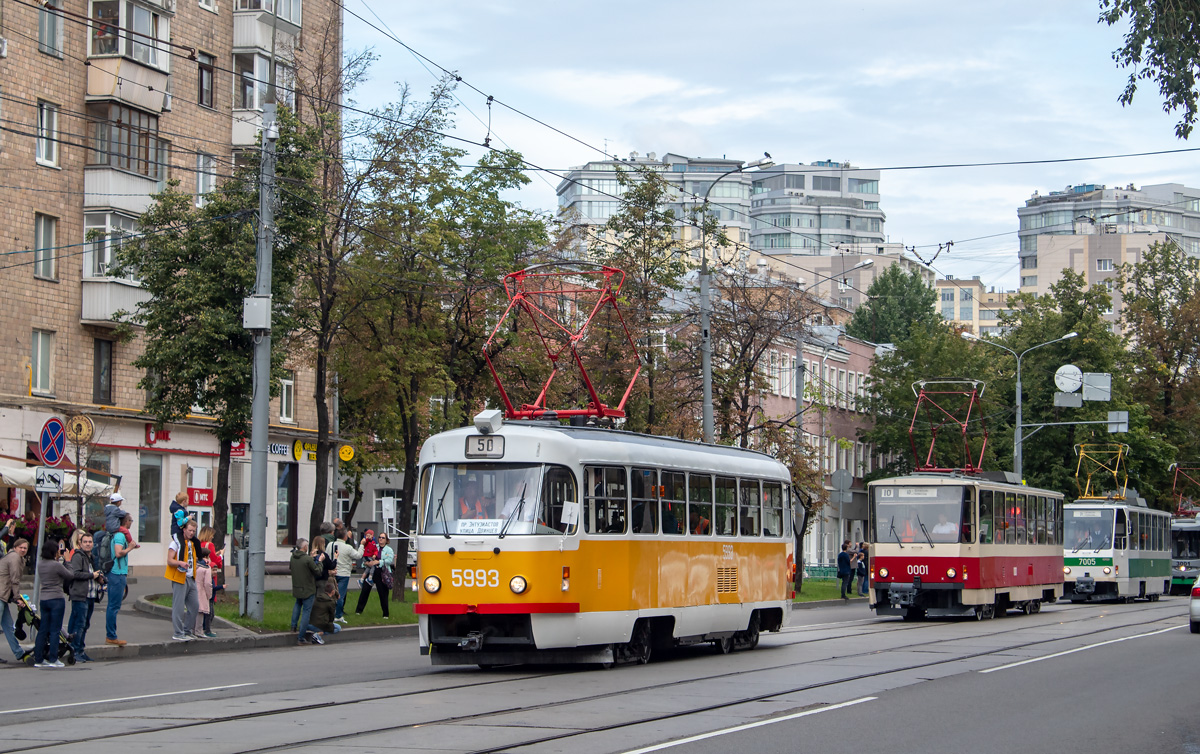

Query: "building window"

xmin=36 ymin=101 xmax=58 ymax=167
xmin=1021 ymin=275 xmax=1038 ymax=287
xmin=848 ymin=178 xmax=878 ymax=194
xmin=198 ymin=52 xmax=215 ymax=108
xmin=89 ymin=1 xmax=171 ymax=70
xmin=374 ymin=489 xmax=401 ymax=531
xmin=199 ymin=0 xmax=217 ymax=9
xmin=34 ymin=214 xmax=57 ymax=279
xmin=32 ymin=330 xmax=54 ymax=395
xmin=196 ymin=153 xmax=217 ymax=206
xmin=813 ymin=176 xmax=840 ymax=192
xmin=1021 ymin=255 xmax=1037 ymax=269
xmin=277 ymin=0 xmax=302 ymax=25
xmin=274 ymin=61 xmax=296 ymax=109
xmin=839 ymin=296 xmax=853 ymax=309
xmin=941 ymin=290 xmax=954 ymax=302
xmin=87 ymin=102 xmax=169 ymax=180
xmin=139 ymin=454 xmax=162 ymax=542
xmin=234 ymin=52 xmax=270 ymax=110
xmin=1096 ymin=258 xmax=1114 ymax=272
xmin=39 ymin=0 xmax=64 ymax=56
xmin=85 ymin=212 xmax=137 ymax=277
xmin=960 ymin=303 xmax=973 ymax=320
xmin=279 ymin=369 xmax=295 ymax=423
xmin=94 ymin=339 xmax=113 ymax=403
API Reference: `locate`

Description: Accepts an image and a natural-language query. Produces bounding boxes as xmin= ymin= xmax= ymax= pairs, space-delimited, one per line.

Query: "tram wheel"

xmin=1031 ymin=600 xmax=1041 ymax=614
xmin=734 ymin=612 xmax=761 ymax=651
xmin=714 ymin=635 xmax=734 ymax=654
xmin=1149 ymin=593 xmax=1160 ymax=602
xmin=1192 ymin=621 xmax=1200 ymax=635
xmin=1022 ymin=601 xmax=1034 ymax=615
xmin=629 ymin=620 xmax=652 ymax=665
xmin=982 ymin=604 xmax=995 ymax=620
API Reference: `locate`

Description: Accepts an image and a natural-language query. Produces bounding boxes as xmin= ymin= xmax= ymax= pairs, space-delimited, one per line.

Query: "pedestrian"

xmin=0 ymin=537 xmax=29 ymax=663
xmin=35 ymin=540 xmax=92 ymax=668
xmin=355 ymin=531 xmax=393 ymax=618
xmin=165 ymin=518 xmax=200 ymax=641
xmin=306 ymin=578 xmax=342 ymax=645
xmin=105 ymin=513 xmax=135 ymax=647
xmin=197 ymin=525 xmax=225 ymax=597
xmin=331 ymin=528 xmax=362 ymax=623
xmin=195 ymin=550 xmax=216 ymax=638
xmin=857 ymin=542 xmax=870 ymax=597
xmin=0 ymin=518 xmax=16 ymax=556
xmin=289 ymin=538 xmax=320 ymax=646
xmin=311 ymin=536 xmax=334 ymax=591
xmin=837 ymin=542 xmax=854 ymax=601
xmin=66 ymin=532 xmax=103 ymax=662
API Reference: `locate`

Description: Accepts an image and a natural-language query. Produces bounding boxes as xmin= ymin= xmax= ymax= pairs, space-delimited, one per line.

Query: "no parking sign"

xmin=38 ymin=417 xmax=66 ymax=467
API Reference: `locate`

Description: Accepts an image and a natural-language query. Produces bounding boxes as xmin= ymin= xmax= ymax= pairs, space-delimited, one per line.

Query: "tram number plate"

xmin=465 ymin=435 xmax=505 ymax=459
xmin=451 ymin=569 xmax=499 ymax=588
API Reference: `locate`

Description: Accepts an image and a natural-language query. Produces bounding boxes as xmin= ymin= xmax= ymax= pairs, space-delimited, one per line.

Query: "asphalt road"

xmin=0 ymin=598 xmax=1191 ymax=753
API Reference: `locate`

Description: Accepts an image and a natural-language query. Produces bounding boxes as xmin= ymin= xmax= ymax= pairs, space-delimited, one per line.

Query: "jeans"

xmin=34 ymin=598 xmax=66 ymax=664
xmin=291 ymin=594 xmax=315 ymax=638
xmin=106 ymin=572 xmax=126 ymax=640
xmin=335 ymin=576 xmax=349 ymax=619
xmin=839 ymin=573 xmax=854 ymax=598
xmin=68 ymin=599 xmax=95 ymax=655
xmin=857 ymin=572 xmax=868 ymax=596
xmin=171 ymin=577 xmax=199 ymax=637
xmin=1 ymin=601 xmax=22 ymax=659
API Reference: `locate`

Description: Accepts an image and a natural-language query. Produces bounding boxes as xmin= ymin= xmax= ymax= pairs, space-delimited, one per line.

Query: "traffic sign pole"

xmin=31 ymin=492 xmax=49 ymax=604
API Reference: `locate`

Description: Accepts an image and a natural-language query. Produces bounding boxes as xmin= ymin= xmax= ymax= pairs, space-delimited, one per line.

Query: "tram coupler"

xmin=1073 ymin=576 xmax=1096 ymax=597
xmin=886 ymin=583 xmax=916 ymax=607
xmin=458 ymin=631 xmax=484 ymax=651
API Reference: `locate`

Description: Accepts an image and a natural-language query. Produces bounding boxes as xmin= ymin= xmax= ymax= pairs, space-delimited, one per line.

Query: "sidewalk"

xmin=11 ymin=570 xmax=416 ymax=664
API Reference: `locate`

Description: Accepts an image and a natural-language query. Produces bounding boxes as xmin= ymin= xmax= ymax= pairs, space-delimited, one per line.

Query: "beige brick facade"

xmin=0 ymin=0 xmax=341 ymax=566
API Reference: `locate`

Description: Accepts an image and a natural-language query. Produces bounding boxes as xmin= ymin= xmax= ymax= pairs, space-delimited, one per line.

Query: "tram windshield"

xmin=1173 ymin=528 xmax=1200 ymax=559
xmin=420 ymin=463 xmax=578 ymax=536
xmin=871 ymin=485 xmax=964 ymax=544
xmin=1064 ymin=509 xmax=1114 ymax=552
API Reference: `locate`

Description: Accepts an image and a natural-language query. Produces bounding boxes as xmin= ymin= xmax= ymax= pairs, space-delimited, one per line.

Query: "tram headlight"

xmin=423 ymin=575 xmax=441 ymax=594
xmin=946 ymin=568 xmax=957 ymax=579
xmin=1063 ymin=566 xmax=1072 ymax=576
xmin=878 ymin=567 xmax=889 ymax=579
xmin=509 ymin=575 xmax=528 ymax=594
xmin=1102 ymin=567 xmax=1112 ymax=575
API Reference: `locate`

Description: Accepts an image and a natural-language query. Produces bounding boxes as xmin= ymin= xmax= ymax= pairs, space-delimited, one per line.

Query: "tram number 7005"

xmin=451 ymin=569 xmax=500 ymax=588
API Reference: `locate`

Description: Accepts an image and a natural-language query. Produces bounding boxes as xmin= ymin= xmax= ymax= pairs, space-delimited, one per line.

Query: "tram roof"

xmin=867 ymin=471 xmax=1062 ymax=497
xmin=425 ymin=421 xmax=788 ymax=476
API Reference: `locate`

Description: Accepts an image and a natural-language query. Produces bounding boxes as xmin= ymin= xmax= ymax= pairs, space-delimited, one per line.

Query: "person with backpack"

xmin=104 ymin=512 xmax=136 ymax=647
xmin=67 ymin=532 xmax=103 ymax=662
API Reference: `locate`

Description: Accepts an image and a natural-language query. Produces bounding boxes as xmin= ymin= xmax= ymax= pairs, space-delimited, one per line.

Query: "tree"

xmin=1100 ymin=0 xmax=1200 ymax=138
xmin=844 ymin=264 xmax=940 ymax=344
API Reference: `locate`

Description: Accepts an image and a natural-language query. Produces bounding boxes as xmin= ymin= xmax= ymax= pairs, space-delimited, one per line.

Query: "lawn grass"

xmin=151 ymin=587 xmax=419 ymax=633
xmin=794 ymin=579 xmax=866 ymax=602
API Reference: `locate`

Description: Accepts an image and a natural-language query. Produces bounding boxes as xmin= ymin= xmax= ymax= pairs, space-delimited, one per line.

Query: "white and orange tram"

xmin=414 ymin=411 xmax=797 ymax=666
xmin=868 ymin=472 xmax=1065 ymax=620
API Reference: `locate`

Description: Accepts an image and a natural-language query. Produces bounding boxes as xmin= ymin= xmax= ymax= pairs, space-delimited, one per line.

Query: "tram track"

xmin=3 ymin=600 xmax=1182 ymax=754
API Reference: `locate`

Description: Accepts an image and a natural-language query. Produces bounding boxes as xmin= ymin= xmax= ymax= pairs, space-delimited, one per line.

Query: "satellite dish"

xmin=1055 ymin=364 xmax=1083 ymax=393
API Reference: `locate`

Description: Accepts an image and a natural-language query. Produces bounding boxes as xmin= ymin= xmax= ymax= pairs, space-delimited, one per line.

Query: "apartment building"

xmin=935 ymin=276 xmax=1024 ymax=336
xmin=760 ymin=242 xmax=933 ymax=312
xmin=0 ymin=0 xmax=341 ymax=567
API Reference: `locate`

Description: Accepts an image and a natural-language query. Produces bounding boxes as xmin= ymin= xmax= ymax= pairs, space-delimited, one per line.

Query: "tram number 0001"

xmin=450 ymin=569 xmax=500 ymax=588
xmin=906 ymin=565 xmax=929 ymax=576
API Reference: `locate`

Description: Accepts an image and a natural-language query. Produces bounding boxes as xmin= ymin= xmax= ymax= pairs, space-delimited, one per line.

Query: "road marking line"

xmin=619 ymin=696 xmax=877 ymax=754
xmin=979 ymin=625 xmax=1184 ymax=674
xmin=785 ymin=618 xmax=877 ymax=630
xmin=0 ymin=682 xmax=257 ymax=715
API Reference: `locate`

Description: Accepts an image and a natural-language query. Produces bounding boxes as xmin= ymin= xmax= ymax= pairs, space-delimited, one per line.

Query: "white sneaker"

xmin=172 ymin=634 xmax=192 ymax=642
xmin=334 ymin=617 xmax=347 ymax=624
xmin=50 ymin=659 xmax=64 ymax=668
xmin=34 ymin=661 xmax=49 ymax=668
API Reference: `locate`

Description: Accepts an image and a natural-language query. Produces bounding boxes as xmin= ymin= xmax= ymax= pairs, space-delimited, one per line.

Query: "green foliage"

xmin=1101 ymin=0 xmax=1200 ymax=138
xmin=845 ymin=265 xmax=941 ymax=344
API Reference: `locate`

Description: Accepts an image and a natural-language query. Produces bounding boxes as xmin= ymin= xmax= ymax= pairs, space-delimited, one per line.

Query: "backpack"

xmin=94 ymin=531 xmax=115 ymax=574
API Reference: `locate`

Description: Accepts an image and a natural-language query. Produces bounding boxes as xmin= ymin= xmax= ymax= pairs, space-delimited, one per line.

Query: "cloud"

xmin=857 ymin=57 xmax=1003 ymax=86
xmin=521 ymin=70 xmax=721 ymax=107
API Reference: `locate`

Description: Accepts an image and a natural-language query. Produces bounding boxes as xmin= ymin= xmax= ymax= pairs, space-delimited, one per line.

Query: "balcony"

xmin=234 ymin=10 xmax=300 ymax=52
xmin=232 ymin=109 xmax=263 ymax=147
xmin=81 ymin=277 xmax=152 ymax=328
xmin=84 ymin=168 xmax=160 ymax=215
xmin=87 ymin=57 xmax=171 ymax=114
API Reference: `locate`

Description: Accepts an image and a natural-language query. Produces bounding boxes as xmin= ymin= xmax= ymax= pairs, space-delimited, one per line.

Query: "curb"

xmin=793 ymin=597 xmax=871 ymax=609
xmin=133 ymin=594 xmax=246 ymax=631
xmin=77 ymin=595 xmax=419 ymax=661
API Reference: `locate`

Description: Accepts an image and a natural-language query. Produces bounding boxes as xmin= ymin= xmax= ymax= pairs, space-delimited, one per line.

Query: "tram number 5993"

xmin=451 ymin=569 xmax=500 ymax=587
xmin=906 ymin=564 xmax=929 ymax=576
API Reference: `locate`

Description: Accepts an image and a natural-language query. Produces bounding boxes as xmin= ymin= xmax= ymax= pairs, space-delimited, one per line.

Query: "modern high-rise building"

xmin=0 ymin=0 xmax=341 ymax=568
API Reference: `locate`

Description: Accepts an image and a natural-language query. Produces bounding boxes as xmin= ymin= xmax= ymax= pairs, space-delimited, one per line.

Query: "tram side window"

xmin=1131 ymin=511 xmax=1141 ymax=551
xmin=1015 ymin=494 xmax=1028 ymax=544
xmin=689 ymin=473 xmax=713 ymax=536
xmin=1000 ymin=493 xmax=1013 ymax=544
xmin=763 ymin=481 xmax=784 ymax=538
xmin=960 ymin=488 xmax=975 ymax=543
xmin=540 ymin=466 xmax=578 ymax=534
xmin=1034 ymin=496 xmax=1045 ymax=545
xmin=584 ymin=466 xmax=626 ymax=534
xmin=715 ymin=476 xmax=737 ymax=536
xmin=661 ymin=471 xmax=685 ymax=535
xmin=1114 ymin=509 xmax=1127 ymax=549
xmin=1052 ymin=499 xmax=1061 ymax=545
xmin=979 ymin=490 xmax=993 ymax=544
xmin=631 ymin=467 xmax=659 ymax=534
xmin=739 ymin=479 xmax=761 ymax=537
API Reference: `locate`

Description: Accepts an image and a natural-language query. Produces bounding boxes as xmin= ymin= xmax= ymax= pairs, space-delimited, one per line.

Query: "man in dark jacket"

xmin=306 ymin=579 xmax=341 ymax=645
xmin=837 ymin=543 xmax=854 ymax=601
xmin=289 ymin=539 xmax=320 ymax=646
xmin=67 ymin=533 xmax=102 ymax=662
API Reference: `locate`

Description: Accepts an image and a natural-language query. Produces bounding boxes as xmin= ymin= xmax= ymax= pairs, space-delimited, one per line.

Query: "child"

xmin=198 ymin=526 xmax=225 ymax=596
xmin=195 ymin=554 xmax=215 ymax=638
xmin=169 ymin=492 xmax=190 ymax=542
xmin=103 ymin=492 xmax=138 ymax=550
xmin=358 ymin=530 xmax=379 ymax=587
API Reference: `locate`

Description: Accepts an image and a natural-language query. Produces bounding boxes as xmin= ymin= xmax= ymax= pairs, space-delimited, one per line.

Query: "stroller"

xmin=13 ymin=595 xmax=75 ymax=666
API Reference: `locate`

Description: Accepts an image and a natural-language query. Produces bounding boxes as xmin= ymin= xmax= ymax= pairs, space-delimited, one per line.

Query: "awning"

xmin=0 ymin=465 xmax=115 ymax=497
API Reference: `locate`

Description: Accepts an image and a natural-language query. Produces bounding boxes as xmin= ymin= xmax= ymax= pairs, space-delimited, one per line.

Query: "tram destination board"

xmin=465 ymin=435 xmax=505 ymax=459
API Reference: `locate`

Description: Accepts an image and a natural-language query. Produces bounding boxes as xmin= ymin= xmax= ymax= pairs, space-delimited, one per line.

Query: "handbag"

xmin=378 ymin=564 xmax=394 ymax=590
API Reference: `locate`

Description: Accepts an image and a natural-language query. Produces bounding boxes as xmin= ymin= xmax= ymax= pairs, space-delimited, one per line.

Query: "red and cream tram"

xmin=868 ymin=472 xmax=1065 ymax=619
xmin=413 ymin=411 xmax=797 ymax=666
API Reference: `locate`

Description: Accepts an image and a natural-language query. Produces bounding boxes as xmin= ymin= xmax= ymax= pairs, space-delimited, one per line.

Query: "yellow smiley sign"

xmin=338 ymin=444 xmax=355 ymax=462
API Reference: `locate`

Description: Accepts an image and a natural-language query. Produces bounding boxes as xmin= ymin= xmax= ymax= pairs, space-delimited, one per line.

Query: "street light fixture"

xmin=960 ymin=330 xmax=1078 ymax=479
xmin=700 ymin=152 xmax=774 ymax=443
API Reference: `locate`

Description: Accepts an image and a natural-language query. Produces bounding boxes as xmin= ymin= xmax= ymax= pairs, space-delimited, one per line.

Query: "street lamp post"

xmin=961 ymin=330 xmax=1078 ymax=480
xmin=700 ymin=153 xmax=773 ymax=443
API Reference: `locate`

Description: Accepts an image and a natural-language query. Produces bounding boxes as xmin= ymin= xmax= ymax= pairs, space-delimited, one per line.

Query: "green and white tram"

xmin=1062 ymin=501 xmax=1171 ymax=602
xmin=1170 ymin=517 xmax=1200 ymax=594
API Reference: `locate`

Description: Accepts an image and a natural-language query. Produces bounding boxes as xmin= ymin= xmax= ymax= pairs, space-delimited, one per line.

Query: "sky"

xmin=341 ymin=1 xmax=1193 ymax=290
